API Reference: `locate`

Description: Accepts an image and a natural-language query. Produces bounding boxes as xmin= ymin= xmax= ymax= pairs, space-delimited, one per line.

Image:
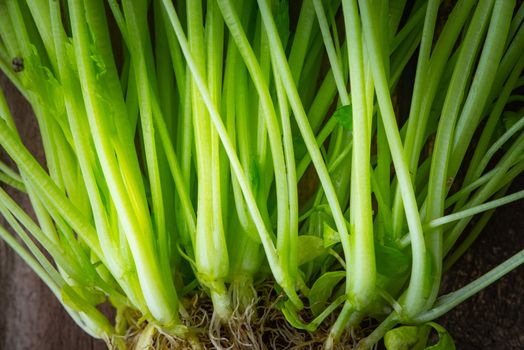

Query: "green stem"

xmin=359 ymin=0 xmax=427 ymax=319
xmin=217 ymin=0 xmax=294 ymax=297
xmin=341 ymin=0 xmax=375 ymax=310
xmin=160 ymin=0 xmax=302 ymax=308
xmin=258 ymin=0 xmax=353 ymax=308
xmin=69 ymin=0 xmax=178 ymax=325
xmin=413 ymin=248 xmax=524 ymax=323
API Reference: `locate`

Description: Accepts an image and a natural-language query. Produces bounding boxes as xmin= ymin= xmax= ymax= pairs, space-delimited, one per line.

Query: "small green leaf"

xmin=72 ymin=285 xmax=106 ymax=306
xmin=297 ymin=235 xmax=326 ymax=265
xmin=332 ymin=105 xmax=353 ymax=131
xmin=375 ymin=242 xmax=410 ymax=276
xmin=61 ymin=288 xmax=76 ymax=311
xmin=61 ymin=285 xmax=86 ymax=312
xmin=87 ymin=26 xmax=107 ymax=80
xmin=384 ymin=323 xmax=456 ymax=350
xmin=425 ymin=322 xmax=456 ymax=350
xmin=308 ymin=271 xmax=345 ymax=316
xmin=281 ymin=300 xmax=314 ymax=331
xmin=384 ymin=325 xmax=429 ymax=350
xmin=323 ymin=222 xmax=340 ymax=247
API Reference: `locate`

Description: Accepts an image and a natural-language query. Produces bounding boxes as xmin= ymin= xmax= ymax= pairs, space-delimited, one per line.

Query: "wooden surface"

xmin=0 ymin=73 xmax=523 ymax=350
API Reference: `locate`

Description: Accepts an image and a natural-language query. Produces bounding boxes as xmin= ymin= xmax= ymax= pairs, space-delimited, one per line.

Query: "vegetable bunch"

xmin=1 ymin=0 xmax=523 ymax=349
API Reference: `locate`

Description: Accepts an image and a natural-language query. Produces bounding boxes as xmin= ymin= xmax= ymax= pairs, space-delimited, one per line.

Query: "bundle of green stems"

xmin=1 ymin=0 xmax=523 ymax=348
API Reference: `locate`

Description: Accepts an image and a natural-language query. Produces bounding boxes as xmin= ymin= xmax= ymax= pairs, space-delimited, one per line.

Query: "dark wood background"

xmin=1 ymin=73 xmax=523 ymax=350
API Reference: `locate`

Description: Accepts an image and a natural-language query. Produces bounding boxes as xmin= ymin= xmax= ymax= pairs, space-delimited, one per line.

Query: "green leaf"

xmin=87 ymin=26 xmax=107 ymax=80
xmin=375 ymin=242 xmax=410 ymax=276
xmin=323 ymin=221 xmax=340 ymax=247
xmin=332 ymin=105 xmax=353 ymax=131
xmin=425 ymin=322 xmax=456 ymax=350
xmin=281 ymin=300 xmax=314 ymax=331
xmin=72 ymin=285 xmax=106 ymax=306
xmin=384 ymin=325 xmax=430 ymax=350
xmin=384 ymin=323 xmax=456 ymax=350
xmin=61 ymin=285 xmax=87 ymax=312
xmin=297 ymin=235 xmax=326 ymax=265
xmin=308 ymin=271 xmax=345 ymax=316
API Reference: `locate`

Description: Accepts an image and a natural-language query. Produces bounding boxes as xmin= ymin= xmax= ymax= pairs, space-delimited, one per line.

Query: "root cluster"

xmin=118 ymin=285 xmax=372 ymax=350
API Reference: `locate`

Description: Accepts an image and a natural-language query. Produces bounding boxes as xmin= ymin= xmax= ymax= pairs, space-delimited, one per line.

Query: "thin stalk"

xmin=341 ymin=0 xmax=375 ymax=315
xmin=444 ymin=132 xmax=524 ymax=253
xmin=288 ymin=0 xmax=316 ymax=83
xmin=68 ymin=0 xmax=179 ymax=326
xmin=391 ymin=0 xmax=477 ymax=236
xmin=186 ymin=0 xmax=231 ymax=319
xmin=413 ymin=248 xmax=524 ymax=323
xmin=399 ymin=188 xmax=524 ymax=248
xmin=0 ymin=119 xmax=102 ymax=257
xmin=425 ymin=0 xmax=505 ymax=312
xmin=48 ymin=0 xmax=146 ymax=311
xmin=160 ymin=0 xmax=302 ymax=307
xmin=0 ymin=224 xmax=113 ymax=339
xmin=257 ymin=0 xmax=354 ymax=309
xmin=359 ymin=0 xmax=428 ymax=319
xmin=443 ymin=183 xmax=512 ymax=271
xmin=217 ymin=0 xmax=294 ymax=298
xmin=450 ymin=0 xmax=516 ymax=178
xmin=272 ymin=57 xmax=300 ymax=292
xmin=453 ymin=55 xmax=524 ymax=211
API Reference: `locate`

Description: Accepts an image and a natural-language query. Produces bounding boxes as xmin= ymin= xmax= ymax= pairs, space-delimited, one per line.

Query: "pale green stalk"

xmin=217 ymin=0 xmax=297 ymax=298
xmin=359 ymin=0 xmax=427 ymax=319
xmin=341 ymin=0 xmax=375 ymax=311
xmin=68 ymin=0 xmax=179 ymax=326
xmin=160 ymin=0 xmax=302 ymax=307
xmin=186 ymin=0 xmax=231 ymax=319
